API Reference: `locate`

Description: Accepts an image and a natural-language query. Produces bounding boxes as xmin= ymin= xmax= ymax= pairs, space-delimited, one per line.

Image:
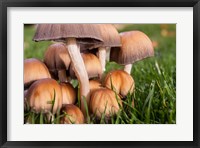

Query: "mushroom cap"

xmin=26 ymin=78 xmax=62 ymax=114
xmin=24 ymin=58 xmax=51 ymax=88
xmin=33 ymin=24 xmax=103 ymax=47
xmin=104 ymin=70 xmax=135 ymax=97
xmin=44 ymin=43 xmax=71 ymax=78
xmin=98 ymin=24 xmax=121 ymax=47
xmin=69 ymin=53 xmax=102 ymax=79
xmin=84 ymin=24 xmax=121 ymax=49
xmin=110 ymin=31 xmax=154 ymax=65
xmin=89 ymin=79 xmax=102 ymax=93
xmin=60 ymin=82 xmax=76 ymax=105
xmin=89 ymin=88 xmax=122 ymax=119
xmin=60 ymin=104 xmax=84 ymax=124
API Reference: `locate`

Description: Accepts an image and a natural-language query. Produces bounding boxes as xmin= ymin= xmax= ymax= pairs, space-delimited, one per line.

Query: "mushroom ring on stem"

xmin=104 ymin=70 xmax=135 ymax=98
xmin=33 ymin=24 xmax=104 ymax=118
xmin=110 ymin=31 xmax=154 ymax=74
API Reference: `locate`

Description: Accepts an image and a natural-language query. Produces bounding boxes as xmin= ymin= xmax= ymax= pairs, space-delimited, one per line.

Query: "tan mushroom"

xmin=33 ymin=24 xmax=104 ymax=117
xmin=44 ymin=43 xmax=71 ymax=82
xmin=104 ymin=70 xmax=135 ymax=98
xmin=60 ymin=82 xmax=76 ymax=106
xmin=89 ymin=88 xmax=122 ymax=119
xmin=89 ymin=79 xmax=102 ymax=93
xmin=24 ymin=58 xmax=51 ymax=88
xmin=60 ymin=104 xmax=84 ymax=124
xmin=69 ymin=53 xmax=102 ymax=79
xmin=110 ymin=31 xmax=154 ymax=74
xmin=26 ymin=78 xmax=62 ymax=114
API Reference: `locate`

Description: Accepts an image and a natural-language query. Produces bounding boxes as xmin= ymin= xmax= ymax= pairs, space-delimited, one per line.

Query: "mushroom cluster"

xmin=24 ymin=24 xmax=154 ymax=124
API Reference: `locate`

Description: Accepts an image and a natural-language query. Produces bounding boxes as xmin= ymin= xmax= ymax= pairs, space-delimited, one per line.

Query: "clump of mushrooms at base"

xmin=24 ymin=24 xmax=154 ymax=124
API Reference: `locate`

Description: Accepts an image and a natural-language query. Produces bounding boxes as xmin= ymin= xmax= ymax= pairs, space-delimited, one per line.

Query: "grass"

xmin=24 ymin=24 xmax=176 ymax=124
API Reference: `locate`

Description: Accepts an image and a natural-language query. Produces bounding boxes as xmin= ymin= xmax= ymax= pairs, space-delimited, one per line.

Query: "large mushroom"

xmin=24 ymin=58 xmax=51 ymax=88
xmin=110 ymin=31 xmax=154 ymax=74
xmin=33 ymin=24 xmax=104 ymax=117
xmin=44 ymin=43 xmax=71 ymax=82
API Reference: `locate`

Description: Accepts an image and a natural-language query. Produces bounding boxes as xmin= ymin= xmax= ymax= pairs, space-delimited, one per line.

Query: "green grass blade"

xmin=77 ymin=84 xmax=81 ymax=108
xmin=100 ymin=101 xmax=108 ymax=124
xmin=39 ymin=112 xmax=44 ymax=124
xmin=31 ymin=112 xmax=35 ymax=124
xmin=82 ymin=96 xmax=90 ymax=123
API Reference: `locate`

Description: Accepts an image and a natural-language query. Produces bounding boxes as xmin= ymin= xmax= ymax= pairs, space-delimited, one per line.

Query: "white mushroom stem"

xmin=66 ymin=38 xmax=90 ymax=117
xmin=58 ymin=69 xmax=67 ymax=82
xmin=106 ymin=47 xmax=111 ymax=61
xmin=124 ymin=64 xmax=132 ymax=74
xmin=98 ymin=47 xmax=107 ymax=72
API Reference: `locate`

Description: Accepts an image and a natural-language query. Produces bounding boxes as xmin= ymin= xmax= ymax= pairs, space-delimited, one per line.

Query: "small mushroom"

xmin=110 ymin=31 xmax=154 ymax=74
xmin=69 ymin=53 xmax=102 ymax=79
xmin=104 ymin=70 xmax=135 ymax=98
xmin=26 ymin=78 xmax=62 ymax=114
xmin=60 ymin=82 xmax=76 ymax=106
xmin=44 ymin=43 xmax=71 ymax=82
xmin=60 ymin=104 xmax=84 ymax=124
xmin=33 ymin=24 xmax=104 ymax=117
xmin=89 ymin=79 xmax=102 ymax=93
xmin=24 ymin=58 xmax=51 ymax=88
xmin=89 ymin=88 xmax=122 ymax=119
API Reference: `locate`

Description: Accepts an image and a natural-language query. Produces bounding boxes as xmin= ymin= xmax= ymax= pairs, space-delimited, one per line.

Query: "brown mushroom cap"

xmin=60 ymin=104 xmax=84 ymax=124
xmin=110 ymin=31 xmax=154 ymax=65
xmin=104 ymin=70 xmax=135 ymax=97
xmin=99 ymin=24 xmax=121 ymax=47
xmin=26 ymin=78 xmax=62 ymax=114
xmin=89 ymin=79 xmax=102 ymax=93
xmin=44 ymin=43 xmax=71 ymax=78
xmin=33 ymin=24 xmax=103 ymax=46
xmin=24 ymin=58 xmax=51 ymax=88
xmin=70 ymin=53 xmax=102 ymax=79
xmin=84 ymin=24 xmax=121 ymax=49
xmin=89 ymin=88 xmax=122 ymax=119
xmin=60 ymin=82 xmax=76 ymax=105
